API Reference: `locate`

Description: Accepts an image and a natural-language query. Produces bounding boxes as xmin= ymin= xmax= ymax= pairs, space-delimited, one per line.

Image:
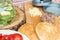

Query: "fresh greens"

xmin=0 ymin=0 xmax=15 ymax=26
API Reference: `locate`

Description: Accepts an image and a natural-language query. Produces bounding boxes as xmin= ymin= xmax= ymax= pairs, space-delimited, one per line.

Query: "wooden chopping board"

xmin=18 ymin=1 xmax=60 ymax=40
xmin=18 ymin=2 xmax=46 ymax=40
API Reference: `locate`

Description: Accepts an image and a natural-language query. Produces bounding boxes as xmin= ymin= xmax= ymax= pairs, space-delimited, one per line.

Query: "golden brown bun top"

xmin=36 ymin=22 xmax=60 ymax=40
xmin=54 ymin=16 xmax=60 ymax=27
xmin=18 ymin=23 xmax=39 ymax=40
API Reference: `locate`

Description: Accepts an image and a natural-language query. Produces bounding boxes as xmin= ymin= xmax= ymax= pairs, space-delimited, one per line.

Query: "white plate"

xmin=0 ymin=30 xmax=29 ymax=40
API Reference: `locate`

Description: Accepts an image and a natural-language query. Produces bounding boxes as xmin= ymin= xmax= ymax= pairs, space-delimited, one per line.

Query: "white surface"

xmin=52 ymin=0 xmax=60 ymax=4
xmin=0 ymin=30 xmax=29 ymax=40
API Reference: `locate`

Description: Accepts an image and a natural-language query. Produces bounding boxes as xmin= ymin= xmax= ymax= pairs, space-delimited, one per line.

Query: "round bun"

xmin=18 ymin=23 xmax=39 ymax=40
xmin=36 ymin=22 xmax=60 ymax=40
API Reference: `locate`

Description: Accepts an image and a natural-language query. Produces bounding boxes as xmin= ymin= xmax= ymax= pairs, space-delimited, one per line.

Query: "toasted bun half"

xmin=36 ymin=22 xmax=60 ymax=40
xmin=18 ymin=23 xmax=39 ymax=40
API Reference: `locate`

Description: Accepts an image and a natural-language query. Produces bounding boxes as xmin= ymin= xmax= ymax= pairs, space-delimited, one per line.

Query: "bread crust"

xmin=18 ymin=23 xmax=39 ymax=40
xmin=36 ymin=22 xmax=60 ymax=40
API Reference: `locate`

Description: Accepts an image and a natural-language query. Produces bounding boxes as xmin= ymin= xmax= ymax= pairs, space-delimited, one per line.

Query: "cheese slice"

xmin=29 ymin=7 xmax=42 ymax=17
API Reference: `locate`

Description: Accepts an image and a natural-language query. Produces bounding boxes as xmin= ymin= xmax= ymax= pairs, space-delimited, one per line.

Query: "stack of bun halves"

xmin=18 ymin=2 xmax=60 ymax=40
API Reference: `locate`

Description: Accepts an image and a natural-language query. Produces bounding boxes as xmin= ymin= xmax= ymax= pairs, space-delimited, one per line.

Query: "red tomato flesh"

xmin=9 ymin=33 xmax=23 ymax=40
xmin=0 ymin=34 xmax=2 ymax=40
xmin=0 ymin=33 xmax=23 ymax=40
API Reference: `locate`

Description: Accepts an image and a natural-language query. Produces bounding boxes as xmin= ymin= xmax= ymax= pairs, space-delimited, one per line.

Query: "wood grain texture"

xmin=18 ymin=23 xmax=39 ymax=40
xmin=24 ymin=2 xmax=44 ymax=26
xmin=18 ymin=2 xmax=41 ymax=40
xmin=36 ymin=22 xmax=60 ymax=40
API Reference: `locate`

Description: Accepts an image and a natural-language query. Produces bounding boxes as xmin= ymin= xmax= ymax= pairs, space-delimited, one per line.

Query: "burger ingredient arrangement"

xmin=0 ymin=0 xmax=60 ymax=40
xmin=18 ymin=2 xmax=60 ymax=40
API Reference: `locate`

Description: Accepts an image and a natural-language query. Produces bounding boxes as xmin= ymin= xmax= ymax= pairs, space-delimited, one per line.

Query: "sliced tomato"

xmin=8 ymin=34 xmax=14 ymax=40
xmin=0 ymin=33 xmax=23 ymax=40
xmin=2 ymin=35 xmax=9 ymax=40
xmin=9 ymin=33 xmax=23 ymax=40
xmin=0 ymin=34 xmax=2 ymax=40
